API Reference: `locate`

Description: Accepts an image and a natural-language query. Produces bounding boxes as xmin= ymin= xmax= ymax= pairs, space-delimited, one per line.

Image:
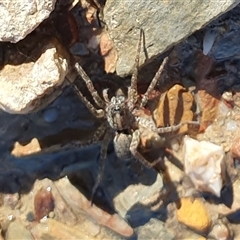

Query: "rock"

xmin=11 ymin=138 xmax=41 ymax=157
xmin=194 ymin=52 xmax=220 ymax=132
xmin=30 ymin=218 xmax=99 ymax=240
xmin=54 ymin=177 xmax=134 ymax=237
xmin=153 ymin=84 xmax=197 ymax=135
xmin=34 ymin=187 xmax=54 ymax=221
xmin=177 ymin=197 xmax=211 ymax=233
xmin=30 ymin=179 xmax=78 ymax=225
xmin=43 ymin=107 xmax=59 ymax=123
xmin=114 ymin=173 xmax=163 ymax=218
xmin=183 ymin=136 xmax=225 ymax=197
xmin=0 ymin=0 xmax=56 ymax=43
xmin=99 ymin=32 xmax=118 ymax=73
xmin=137 ymin=218 xmax=174 ymax=240
xmin=6 ymin=221 xmax=34 ymax=240
xmin=231 ymin=130 xmax=240 ymax=158
xmin=103 ymin=0 xmax=240 ymax=76
xmin=209 ymin=221 xmax=231 ymax=240
xmin=0 ymin=37 xmax=70 ymax=114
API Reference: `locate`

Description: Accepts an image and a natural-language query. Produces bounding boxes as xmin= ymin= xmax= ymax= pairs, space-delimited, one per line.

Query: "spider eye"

xmin=114 ymin=106 xmax=120 ymax=112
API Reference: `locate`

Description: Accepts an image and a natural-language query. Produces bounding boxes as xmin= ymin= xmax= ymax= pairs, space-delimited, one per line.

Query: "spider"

xmin=72 ymin=29 xmax=199 ymax=196
xmin=73 ymin=30 xmax=165 ymax=165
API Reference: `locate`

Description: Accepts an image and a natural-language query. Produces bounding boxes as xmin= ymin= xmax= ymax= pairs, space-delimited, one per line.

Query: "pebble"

xmin=43 ymin=108 xmax=59 ymax=123
xmin=70 ymin=42 xmax=89 ymax=56
xmin=177 ymin=198 xmax=211 ymax=233
xmin=203 ymin=29 xmax=217 ymax=55
xmin=209 ymin=223 xmax=230 ymax=240
xmin=226 ymin=120 xmax=238 ymax=131
xmin=34 ymin=188 xmax=54 ymax=222
xmin=49 ymin=211 xmax=55 ymax=218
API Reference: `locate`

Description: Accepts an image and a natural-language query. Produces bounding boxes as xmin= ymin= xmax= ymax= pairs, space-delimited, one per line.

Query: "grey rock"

xmin=6 ymin=221 xmax=34 ymax=240
xmin=0 ymin=0 xmax=56 ymax=43
xmin=137 ymin=218 xmax=174 ymax=240
xmin=43 ymin=107 xmax=59 ymax=123
xmin=104 ymin=0 xmax=240 ymax=77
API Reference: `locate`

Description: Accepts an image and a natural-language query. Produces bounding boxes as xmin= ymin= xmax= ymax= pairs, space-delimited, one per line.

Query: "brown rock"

xmin=154 ymin=84 xmax=197 ymax=134
xmin=34 ymin=187 xmax=54 ymax=222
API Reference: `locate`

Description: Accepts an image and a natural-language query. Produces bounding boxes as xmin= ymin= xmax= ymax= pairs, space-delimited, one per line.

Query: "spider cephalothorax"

xmin=104 ymin=89 xmax=134 ymax=132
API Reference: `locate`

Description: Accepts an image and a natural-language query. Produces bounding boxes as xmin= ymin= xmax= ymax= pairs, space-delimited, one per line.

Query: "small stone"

xmin=177 ymin=198 xmax=211 ymax=233
xmin=183 ymin=136 xmax=225 ymax=197
xmin=43 ymin=107 xmax=59 ymax=123
xmin=49 ymin=211 xmax=55 ymax=218
xmin=209 ymin=222 xmax=230 ymax=240
xmin=26 ymin=212 xmax=35 ymax=222
xmin=70 ymin=42 xmax=89 ymax=56
xmin=34 ymin=187 xmax=54 ymax=222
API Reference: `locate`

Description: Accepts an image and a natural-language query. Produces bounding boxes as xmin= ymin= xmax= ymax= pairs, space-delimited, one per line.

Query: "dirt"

xmin=1 ymin=1 xmax=240 ymax=240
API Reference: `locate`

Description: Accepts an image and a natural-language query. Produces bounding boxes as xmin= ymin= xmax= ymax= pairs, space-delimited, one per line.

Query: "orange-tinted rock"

xmin=231 ymin=130 xmax=240 ymax=158
xmin=154 ymin=84 xmax=197 ymax=134
xmin=34 ymin=188 xmax=54 ymax=222
xmin=177 ymin=197 xmax=211 ymax=233
xmin=100 ymin=32 xmax=117 ymax=73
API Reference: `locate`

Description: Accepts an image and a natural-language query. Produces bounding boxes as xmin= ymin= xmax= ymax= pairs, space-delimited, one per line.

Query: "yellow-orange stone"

xmin=177 ymin=198 xmax=211 ymax=233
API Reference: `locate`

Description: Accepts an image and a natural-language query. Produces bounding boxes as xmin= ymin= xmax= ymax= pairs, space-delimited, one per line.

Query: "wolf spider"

xmin=72 ymin=29 xmax=199 ymax=197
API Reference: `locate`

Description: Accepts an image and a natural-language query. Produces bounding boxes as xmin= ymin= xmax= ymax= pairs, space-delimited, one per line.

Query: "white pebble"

xmin=43 ymin=108 xmax=59 ymax=123
xmin=226 ymin=120 xmax=238 ymax=131
xmin=203 ymin=29 xmax=217 ymax=55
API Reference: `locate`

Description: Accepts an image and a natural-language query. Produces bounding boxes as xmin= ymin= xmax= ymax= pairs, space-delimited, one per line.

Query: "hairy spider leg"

xmin=75 ymin=63 xmax=106 ymax=109
xmin=91 ymin=127 xmax=114 ymax=204
xmin=130 ymin=129 xmax=162 ymax=168
xmin=140 ymin=57 xmax=169 ymax=108
xmin=157 ymin=121 xmax=200 ymax=134
xmin=128 ymin=29 xmax=143 ymax=111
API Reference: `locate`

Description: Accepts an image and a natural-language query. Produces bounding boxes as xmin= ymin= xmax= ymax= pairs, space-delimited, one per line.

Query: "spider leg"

xmin=130 ymin=129 xmax=161 ymax=168
xmin=91 ymin=127 xmax=114 ymax=204
xmin=140 ymin=57 xmax=169 ymax=108
xmin=29 ymin=122 xmax=108 ymax=155
xmin=70 ymin=79 xmax=105 ymax=118
xmin=128 ymin=29 xmax=143 ymax=111
xmin=102 ymin=88 xmax=110 ymax=103
xmin=157 ymin=121 xmax=200 ymax=134
xmin=75 ymin=63 xmax=105 ymax=109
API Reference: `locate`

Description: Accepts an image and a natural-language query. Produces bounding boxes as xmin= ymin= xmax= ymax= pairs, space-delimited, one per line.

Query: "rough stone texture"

xmin=0 ymin=38 xmax=70 ymax=114
xmin=104 ymin=0 xmax=240 ymax=77
xmin=6 ymin=221 xmax=34 ymax=240
xmin=0 ymin=0 xmax=56 ymax=43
